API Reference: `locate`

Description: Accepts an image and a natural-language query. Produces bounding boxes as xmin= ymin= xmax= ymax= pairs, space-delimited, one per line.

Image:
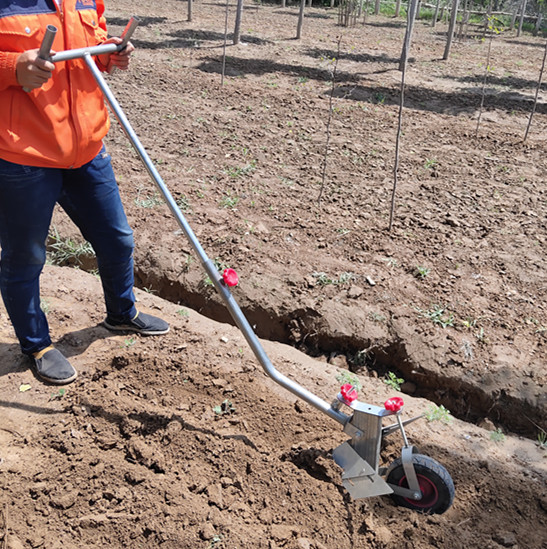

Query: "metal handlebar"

xmin=23 ymin=24 xmax=57 ymax=92
xmin=51 ymin=16 xmax=140 ymax=63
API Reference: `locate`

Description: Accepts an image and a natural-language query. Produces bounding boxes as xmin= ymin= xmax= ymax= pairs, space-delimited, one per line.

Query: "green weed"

xmin=49 ymin=388 xmax=66 ymax=401
xmin=226 ymin=160 xmax=256 ymax=178
xmin=220 ymin=194 xmax=239 ymax=209
xmin=134 ymin=190 xmax=164 ymax=208
xmin=335 ymin=370 xmax=362 ymax=391
xmin=490 ymin=428 xmax=506 ymax=443
xmin=47 ymin=227 xmax=95 ymax=267
xmin=424 ymin=404 xmax=452 ymax=424
xmin=213 ymin=399 xmax=235 ymax=416
xmin=384 ymin=371 xmax=404 ymax=391
xmin=312 ymin=272 xmax=355 ymax=286
xmin=414 ymin=266 xmax=431 ymax=279
xmin=418 ymin=305 xmax=454 ymax=328
xmin=40 ymin=299 xmax=51 ymax=315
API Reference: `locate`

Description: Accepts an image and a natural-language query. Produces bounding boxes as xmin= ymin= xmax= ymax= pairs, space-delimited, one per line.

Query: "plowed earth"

xmin=1 ymin=2 xmax=546 ymax=548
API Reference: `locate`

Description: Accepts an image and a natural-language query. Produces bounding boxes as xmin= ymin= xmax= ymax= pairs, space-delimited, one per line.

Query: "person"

xmin=0 ymin=0 xmax=169 ymax=385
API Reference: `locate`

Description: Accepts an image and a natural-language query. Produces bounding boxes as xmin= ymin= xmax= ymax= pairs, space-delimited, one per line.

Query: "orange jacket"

xmin=0 ymin=0 xmax=111 ymax=169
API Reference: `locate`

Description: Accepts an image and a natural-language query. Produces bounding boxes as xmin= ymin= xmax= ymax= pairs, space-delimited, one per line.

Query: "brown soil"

xmin=1 ymin=2 xmax=546 ymax=548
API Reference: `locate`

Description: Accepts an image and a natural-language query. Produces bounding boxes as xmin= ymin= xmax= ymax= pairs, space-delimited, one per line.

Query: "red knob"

xmin=384 ymin=397 xmax=404 ymax=412
xmin=222 ymin=268 xmax=239 ymax=287
xmin=340 ymin=383 xmax=358 ymax=404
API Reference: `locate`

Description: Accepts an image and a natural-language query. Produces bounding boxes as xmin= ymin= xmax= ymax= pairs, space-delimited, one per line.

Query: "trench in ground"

xmin=45 ymin=246 xmax=542 ymax=440
xmin=131 ymin=266 xmax=543 ymax=440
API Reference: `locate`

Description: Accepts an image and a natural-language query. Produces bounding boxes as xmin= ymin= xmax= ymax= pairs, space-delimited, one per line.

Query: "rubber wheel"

xmin=385 ymin=454 xmax=455 ymax=514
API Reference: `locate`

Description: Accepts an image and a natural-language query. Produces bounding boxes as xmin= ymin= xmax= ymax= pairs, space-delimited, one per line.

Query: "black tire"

xmin=385 ymin=454 xmax=455 ymax=514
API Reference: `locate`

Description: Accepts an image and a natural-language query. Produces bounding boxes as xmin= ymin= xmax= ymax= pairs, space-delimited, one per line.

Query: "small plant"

xmin=134 ymin=190 xmax=164 ymax=208
xmin=213 ymin=399 xmax=235 ymax=416
xmin=204 ymin=258 xmax=228 ymax=286
xmin=382 ymin=257 xmax=399 ymax=269
xmin=226 ymin=160 xmax=256 ymax=178
xmin=373 ymin=92 xmax=386 ymax=104
xmin=476 ymin=327 xmax=488 ymax=344
xmin=40 ymin=298 xmax=51 ymax=315
xmin=176 ymin=194 xmax=191 ymax=212
xmin=335 ymin=370 xmax=362 ymax=391
xmin=461 ymin=339 xmax=474 ymax=360
xmin=177 ymin=308 xmax=190 ymax=318
xmin=50 ymin=388 xmax=66 ymax=401
xmin=47 ymin=226 xmax=95 ymax=266
xmin=219 ymin=194 xmax=239 ymax=209
xmin=312 ymin=271 xmax=355 ymax=286
xmin=418 ymin=305 xmax=454 ymax=328
xmin=424 ymin=158 xmax=437 ymax=170
xmin=208 ymin=534 xmax=223 ymax=548
xmin=384 ymin=371 xmax=404 ymax=391
xmin=537 ymin=430 xmax=547 ymax=449
xmin=414 ymin=266 xmax=431 ymax=279
xmin=369 ymin=312 xmax=386 ymax=323
xmin=124 ymin=337 xmax=136 ymax=348
xmin=490 ymin=428 xmax=506 ymax=443
xmin=424 ymin=404 xmax=452 ymax=424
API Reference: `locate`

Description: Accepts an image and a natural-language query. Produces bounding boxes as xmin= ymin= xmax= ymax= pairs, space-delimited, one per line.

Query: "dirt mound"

xmin=0 ymin=267 xmax=546 ymax=548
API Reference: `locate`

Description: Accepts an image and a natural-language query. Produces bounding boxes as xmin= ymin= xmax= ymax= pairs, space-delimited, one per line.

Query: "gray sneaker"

xmin=33 ymin=348 xmax=78 ymax=385
xmin=103 ymin=311 xmax=170 ymax=336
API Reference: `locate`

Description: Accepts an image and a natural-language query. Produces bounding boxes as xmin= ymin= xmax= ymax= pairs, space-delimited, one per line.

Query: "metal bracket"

xmin=382 ymin=414 xmax=423 ymax=437
xmin=396 ymin=445 xmax=422 ymax=500
xmin=333 ymin=442 xmax=393 ymax=500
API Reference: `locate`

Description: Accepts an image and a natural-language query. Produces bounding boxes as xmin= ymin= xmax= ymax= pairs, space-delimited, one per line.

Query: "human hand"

xmin=98 ymin=37 xmax=135 ymax=73
xmin=16 ymin=49 xmax=55 ymax=90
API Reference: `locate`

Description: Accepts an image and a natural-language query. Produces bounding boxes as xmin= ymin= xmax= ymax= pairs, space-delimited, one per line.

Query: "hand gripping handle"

xmin=23 ymin=24 xmax=57 ymax=92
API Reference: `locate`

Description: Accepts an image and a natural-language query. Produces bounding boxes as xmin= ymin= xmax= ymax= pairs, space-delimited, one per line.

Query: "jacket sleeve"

xmin=0 ymin=51 xmax=20 ymax=91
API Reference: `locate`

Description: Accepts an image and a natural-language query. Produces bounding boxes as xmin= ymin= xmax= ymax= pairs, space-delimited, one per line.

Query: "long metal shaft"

xmin=79 ymin=54 xmax=349 ymax=426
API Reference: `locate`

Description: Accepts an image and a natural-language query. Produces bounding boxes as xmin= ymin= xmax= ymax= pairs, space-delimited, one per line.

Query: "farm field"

xmin=0 ymin=1 xmax=546 ymax=547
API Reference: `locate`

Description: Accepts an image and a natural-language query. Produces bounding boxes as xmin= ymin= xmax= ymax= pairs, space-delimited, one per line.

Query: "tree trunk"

xmin=443 ymin=0 xmax=460 ymax=60
xmin=374 ymin=0 xmax=380 ymax=15
xmin=282 ymin=0 xmax=287 ymax=8
xmin=188 ymin=0 xmax=192 ymax=22
xmin=395 ymin=0 xmax=401 ymax=17
xmin=457 ymin=0 xmax=467 ymax=39
xmin=390 ymin=0 xmax=418 ymax=230
xmin=308 ymin=0 xmax=312 ymax=7
xmin=510 ymin=7 xmax=517 ymax=30
xmin=534 ymin=12 xmax=543 ymax=36
xmin=524 ymin=39 xmax=547 ymax=141
xmin=416 ymin=0 xmax=422 ymax=19
xmin=432 ymin=0 xmax=441 ymax=27
xmin=399 ymin=0 xmax=418 ymax=70
xmin=517 ymin=0 xmax=527 ymax=37
xmin=296 ymin=0 xmax=305 ymax=38
xmin=233 ymin=0 xmax=243 ymax=45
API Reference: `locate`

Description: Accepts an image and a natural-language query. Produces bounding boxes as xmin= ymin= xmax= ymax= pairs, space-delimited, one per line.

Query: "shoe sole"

xmin=35 ymin=369 xmax=78 ymax=385
xmin=102 ymin=320 xmax=170 ymax=336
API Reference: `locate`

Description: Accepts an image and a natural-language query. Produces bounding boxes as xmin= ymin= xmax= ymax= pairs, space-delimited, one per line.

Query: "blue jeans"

xmin=0 ymin=146 xmax=136 ymax=355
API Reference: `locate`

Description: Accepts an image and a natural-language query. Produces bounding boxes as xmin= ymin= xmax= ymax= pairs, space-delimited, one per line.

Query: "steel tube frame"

xmin=44 ymin=18 xmax=350 ymax=426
